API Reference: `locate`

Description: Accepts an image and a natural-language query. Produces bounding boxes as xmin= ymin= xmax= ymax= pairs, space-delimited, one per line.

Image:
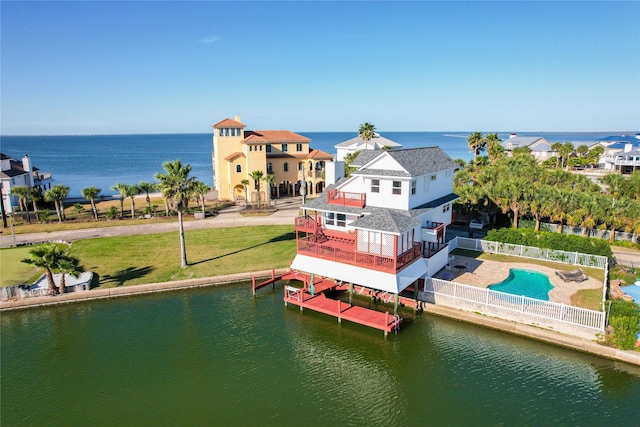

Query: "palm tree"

xmin=28 ymin=187 xmax=41 ymax=214
xmin=551 ymin=142 xmax=563 ymax=168
xmin=485 ymin=133 xmax=504 ymax=161
xmin=81 ymin=186 xmax=101 ymax=220
xmin=138 ymin=181 xmax=157 ymax=208
xmin=123 ymin=184 xmax=140 ymax=218
xmin=467 ymin=132 xmax=486 ymax=161
xmin=56 ymin=255 xmax=84 ymax=295
xmin=558 ymin=142 xmax=574 ymax=170
xmin=358 ymin=122 xmax=376 ymax=141
xmin=10 ymin=186 xmax=31 ymax=223
xmin=21 ymin=243 xmax=67 ymax=295
xmin=44 ymin=184 xmax=69 ymax=223
xmin=263 ymin=174 xmax=275 ymax=208
xmin=192 ymin=181 xmax=210 ymax=214
xmin=249 ymin=170 xmax=264 ymax=208
xmin=240 ymin=179 xmax=250 ymax=203
xmin=155 ymin=160 xmax=197 ymax=268
xmin=111 ymin=183 xmax=128 ymax=218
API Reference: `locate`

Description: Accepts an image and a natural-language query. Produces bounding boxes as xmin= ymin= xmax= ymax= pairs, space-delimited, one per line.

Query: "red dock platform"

xmin=284 ymin=285 xmax=402 ymax=336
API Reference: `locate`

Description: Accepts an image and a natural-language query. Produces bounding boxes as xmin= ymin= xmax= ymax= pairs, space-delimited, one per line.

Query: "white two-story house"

xmin=290 ymin=146 xmax=459 ymax=297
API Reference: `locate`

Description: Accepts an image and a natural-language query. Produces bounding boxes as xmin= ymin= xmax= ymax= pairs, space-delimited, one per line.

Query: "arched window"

xmin=236 ymin=164 xmax=242 ymax=173
xmin=298 ymin=162 xmax=304 ymax=171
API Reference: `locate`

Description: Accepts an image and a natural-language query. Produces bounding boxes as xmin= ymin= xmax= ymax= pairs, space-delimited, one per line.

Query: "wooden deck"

xmin=284 ymin=284 xmax=402 ymax=336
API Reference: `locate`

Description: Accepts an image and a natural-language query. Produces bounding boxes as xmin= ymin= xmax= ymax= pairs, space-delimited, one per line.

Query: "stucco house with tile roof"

xmin=335 ymin=133 xmax=402 ymax=161
xmin=290 ymin=146 xmax=459 ymax=297
xmin=1 ymin=153 xmax=53 ymax=214
xmin=211 ymin=116 xmax=333 ymax=202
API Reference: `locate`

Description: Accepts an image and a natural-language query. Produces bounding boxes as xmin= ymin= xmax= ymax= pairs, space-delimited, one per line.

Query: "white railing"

xmin=424 ymin=278 xmax=605 ymax=331
xmin=452 ymin=237 xmax=608 ymax=269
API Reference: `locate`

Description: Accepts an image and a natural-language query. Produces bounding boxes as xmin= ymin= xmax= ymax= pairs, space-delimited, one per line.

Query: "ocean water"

xmin=0 ymin=131 xmax=620 ymax=197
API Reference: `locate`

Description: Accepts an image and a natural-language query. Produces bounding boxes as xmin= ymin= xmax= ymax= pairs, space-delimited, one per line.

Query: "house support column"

xmin=349 ymin=282 xmax=353 ymax=305
xmin=394 ymin=294 xmax=399 ymax=316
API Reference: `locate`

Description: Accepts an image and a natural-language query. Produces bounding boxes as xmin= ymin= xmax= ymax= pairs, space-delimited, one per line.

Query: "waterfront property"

xmin=590 ymin=135 xmax=640 ymax=174
xmin=211 ymin=116 xmax=333 ymax=202
xmin=502 ymin=134 xmax=556 ymax=162
xmin=284 ymin=146 xmax=459 ymax=327
xmin=0 ymin=153 xmax=53 ymax=214
xmin=334 ymin=132 xmax=402 ymax=161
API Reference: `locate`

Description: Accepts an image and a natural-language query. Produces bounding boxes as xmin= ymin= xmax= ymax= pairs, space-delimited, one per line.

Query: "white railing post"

xmin=520 ymin=296 xmax=525 ymax=312
xmin=560 ymin=303 xmax=565 ymax=321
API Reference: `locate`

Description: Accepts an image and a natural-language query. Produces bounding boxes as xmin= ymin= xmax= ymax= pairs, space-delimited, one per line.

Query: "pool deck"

xmin=437 ymin=256 xmax=604 ymax=306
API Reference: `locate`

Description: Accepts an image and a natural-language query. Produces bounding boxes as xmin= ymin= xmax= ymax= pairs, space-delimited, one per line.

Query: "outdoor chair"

xmin=555 ymin=268 xmax=588 ymax=282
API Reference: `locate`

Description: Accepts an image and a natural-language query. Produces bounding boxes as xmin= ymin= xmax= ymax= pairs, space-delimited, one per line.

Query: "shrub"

xmin=105 ymin=206 xmax=119 ymax=220
xmin=485 ymin=228 xmax=613 ymax=259
xmin=608 ymin=299 xmax=640 ymax=350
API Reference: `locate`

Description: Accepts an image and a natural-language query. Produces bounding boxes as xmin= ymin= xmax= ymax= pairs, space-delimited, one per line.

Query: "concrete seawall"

xmin=0 ymin=268 xmax=290 ymax=311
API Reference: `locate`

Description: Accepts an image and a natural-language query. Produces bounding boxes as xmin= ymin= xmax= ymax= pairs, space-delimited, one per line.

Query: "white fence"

xmin=452 ymin=237 xmax=609 ymax=269
xmin=424 ymin=278 xmax=605 ymax=331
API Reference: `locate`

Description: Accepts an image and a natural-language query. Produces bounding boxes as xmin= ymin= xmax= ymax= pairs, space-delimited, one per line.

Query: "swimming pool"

xmin=489 ymin=269 xmax=554 ymax=301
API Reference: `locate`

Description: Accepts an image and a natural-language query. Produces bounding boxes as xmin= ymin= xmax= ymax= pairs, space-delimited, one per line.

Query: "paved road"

xmin=3 ymin=198 xmax=640 ymax=265
xmin=0 ymin=198 xmax=302 ymax=247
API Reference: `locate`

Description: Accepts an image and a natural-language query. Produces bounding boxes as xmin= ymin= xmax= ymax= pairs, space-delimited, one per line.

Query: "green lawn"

xmin=69 ymin=225 xmax=296 ymax=287
xmin=0 ymin=246 xmax=44 ymax=287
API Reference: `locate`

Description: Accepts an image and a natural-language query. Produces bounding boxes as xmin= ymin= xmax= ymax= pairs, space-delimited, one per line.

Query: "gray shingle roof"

xmin=350 ymin=208 xmax=420 ymax=233
xmin=409 ymin=193 xmax=460 ymax=216
xmin=353 ymin=147 xmax=457 ymax=176
xmin=352 ymin=168 xmax=410 ymax=178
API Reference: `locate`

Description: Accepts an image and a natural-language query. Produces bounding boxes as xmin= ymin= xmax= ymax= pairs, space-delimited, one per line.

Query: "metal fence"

xmin=424 ymin=278 xmax=605 ymax=331
xmin=452 ymin=237 xmax=609 ymax=269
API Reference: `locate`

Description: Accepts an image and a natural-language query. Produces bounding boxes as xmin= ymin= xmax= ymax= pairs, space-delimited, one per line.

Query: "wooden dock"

xmin=284 ymin=285 xmax=403 ymax=336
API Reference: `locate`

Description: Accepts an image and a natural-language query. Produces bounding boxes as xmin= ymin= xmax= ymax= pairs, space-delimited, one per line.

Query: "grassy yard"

xmin=0 ymin=246 xmax=43 ymax=287
xmin=69 ymin=225 xmax=296 ymax=287
xmin=2 ymin=197 xmax=229 ymax=235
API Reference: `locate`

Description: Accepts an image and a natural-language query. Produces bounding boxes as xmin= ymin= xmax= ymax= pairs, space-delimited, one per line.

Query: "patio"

xmin=436 ymin=255 xmax=604 ymax=306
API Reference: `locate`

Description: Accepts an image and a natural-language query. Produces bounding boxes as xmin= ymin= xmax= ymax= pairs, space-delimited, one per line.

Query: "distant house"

xmin=0 ymin=153 xmax=53 ymax=214
xmin=211 ymin=116 xmax=333 ymax=201
xmin=590 ymin=135 xmax=640 ymax=174
xmin=290 ymin=146 xmax=459 ymax=297
xmin=502 ymin=134 xmax=555 ymax=162
xmin=335 ymin=133 xmax=402 ymax=161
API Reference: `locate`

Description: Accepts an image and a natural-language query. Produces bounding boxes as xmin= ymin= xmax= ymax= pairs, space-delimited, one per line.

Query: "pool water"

xmin=621 ymin=283 xmax=640 ymax=302
xmin=489 ymin=269 xmax=554 ymax=301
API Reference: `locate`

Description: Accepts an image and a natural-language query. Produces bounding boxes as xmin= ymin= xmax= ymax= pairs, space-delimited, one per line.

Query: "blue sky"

xmin=2 ymin=1 xmax=639 ymax=135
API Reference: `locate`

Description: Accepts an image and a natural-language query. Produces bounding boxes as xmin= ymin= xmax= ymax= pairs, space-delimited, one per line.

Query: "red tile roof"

xmin=212 ymin=118 xmax=246 ymax=128
xmin=224 ymin=152 xmax=246 ymax=161
xmin=308 ymin=149 xmax=333 ymax=160
xmin=243 ymin=130 xmax=310 ymax=143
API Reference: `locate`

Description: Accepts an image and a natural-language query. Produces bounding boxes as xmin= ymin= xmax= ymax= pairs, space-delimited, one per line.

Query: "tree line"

xmin=456 ymin=138 xmax=640 ymax=243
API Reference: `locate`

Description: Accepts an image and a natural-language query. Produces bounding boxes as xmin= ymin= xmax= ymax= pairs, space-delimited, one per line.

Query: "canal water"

xmin=2 ymin=283 xmax=639 ymax=425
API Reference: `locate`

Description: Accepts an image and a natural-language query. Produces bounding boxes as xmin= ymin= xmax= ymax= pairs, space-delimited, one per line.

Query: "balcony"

xmin=295 ymin=222 xmax=422 ymax=273
xmin=298 ymin=169 xmax=323 ymax=180
xmin=326 ymin=189 xmax=366 ymax=208
xmin=421 ymin=222 xmax=445 ymax=243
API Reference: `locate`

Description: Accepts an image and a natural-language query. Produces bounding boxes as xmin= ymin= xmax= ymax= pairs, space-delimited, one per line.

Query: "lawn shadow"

xmin=101 ymin=266 xmax=155 ymax=287
xmin=189 ymin=232 xmax=295 ymax=266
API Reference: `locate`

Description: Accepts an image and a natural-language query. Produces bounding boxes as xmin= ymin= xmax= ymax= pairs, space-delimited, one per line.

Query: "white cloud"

xmin=198 ymin=36 xmax=220 ymax=44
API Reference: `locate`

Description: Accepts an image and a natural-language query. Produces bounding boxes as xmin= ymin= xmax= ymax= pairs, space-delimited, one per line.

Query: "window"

xmin=267 ymin=163 xmax=273 ymax=174
xmin=249 ymin=146 xmax=253 ymax=152
xmin=224 ymin=128 xmax=230 ymax=136
xmin=392 ymin=181 xmax=401 ymax=195
xmin=411 ymin=180 xmax=417 ymax=195
xmin=296 ymin=143 xmax=303 ymax=152
xmin=283 ymin=162 xmax=289 ymax=172
xmin=337 ymin=214 xmax=346 ymax=227
xmin=219 ymin=129 xmax=225 ymax=137
xmin=282 ymin=144 xmax=288 ymax=152
xmin=266 ymin=144 xmax=272 ymax=153
xmin=298 ymin=162 xmax=304 ymax=171
xmin=326 ymin=212 xmax=335 ymax=226
xmin=442 ymin=204 xmax=450 ymax=213
xmin=371 ymin=179 xmax=380 ymax=193
xmin=431 ymin=174 xmax=437 ymax=181
xmin=236 ymin=164 xmax=242 ymax=173
xmin=230 ymin=129 xmax=236 ymax=137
